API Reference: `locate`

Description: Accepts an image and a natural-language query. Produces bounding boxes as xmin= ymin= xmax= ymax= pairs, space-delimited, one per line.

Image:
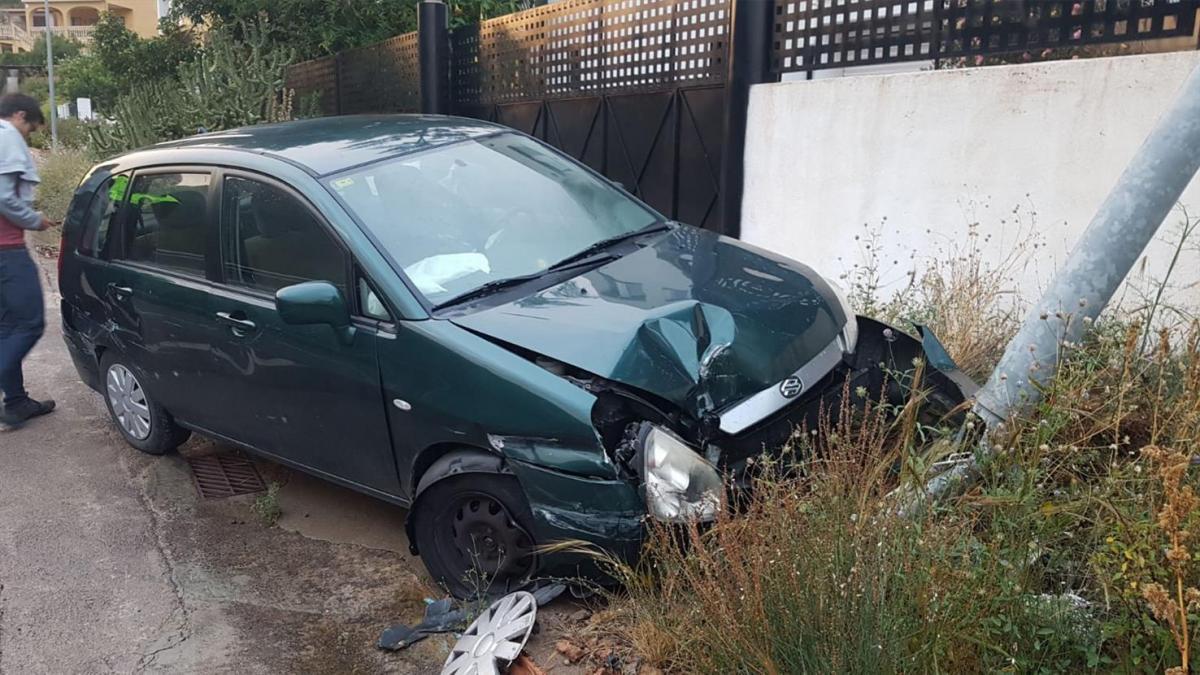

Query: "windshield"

xmin=326 ymin=133 xmax=660 ymax=304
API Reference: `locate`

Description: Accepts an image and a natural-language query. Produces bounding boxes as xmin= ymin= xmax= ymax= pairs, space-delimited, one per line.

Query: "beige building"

xmin=0 ymin=0 xmax=169 ymax=53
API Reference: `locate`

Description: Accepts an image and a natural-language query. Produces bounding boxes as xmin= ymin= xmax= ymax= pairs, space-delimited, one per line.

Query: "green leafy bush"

xmin=57 ymin=53 xmax=121 ymax=113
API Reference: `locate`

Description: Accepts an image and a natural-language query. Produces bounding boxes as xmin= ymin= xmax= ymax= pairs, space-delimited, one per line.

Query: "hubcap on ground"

xmin=106 ymin=364 xmax=151 ymax=440
xmin=449 ymin=495 xmax=534 ymax=584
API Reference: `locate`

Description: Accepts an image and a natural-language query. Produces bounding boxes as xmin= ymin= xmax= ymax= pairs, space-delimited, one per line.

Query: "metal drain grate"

xmin=188 ymin=454 xmax=266 ymax=499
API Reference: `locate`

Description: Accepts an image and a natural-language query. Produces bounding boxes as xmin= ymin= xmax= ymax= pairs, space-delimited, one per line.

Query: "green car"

xmin=59 ymin=116 xmax=970 ymax=597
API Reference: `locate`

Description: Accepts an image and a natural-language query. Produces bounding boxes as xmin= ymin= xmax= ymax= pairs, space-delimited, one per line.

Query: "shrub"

xmin=34 ymin=147 xmax=92 ymax=224
xmin=30 ymin=118 xmax=95 ymax=152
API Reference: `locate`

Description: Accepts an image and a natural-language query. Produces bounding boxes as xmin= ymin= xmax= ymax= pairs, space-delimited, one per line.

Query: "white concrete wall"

xmin=743 ymin=52 xmax=1200 ymax=314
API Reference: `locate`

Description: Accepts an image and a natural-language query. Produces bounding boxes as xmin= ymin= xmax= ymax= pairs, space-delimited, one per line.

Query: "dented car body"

xmin=58 ymin=116 xmax=970 ymax=596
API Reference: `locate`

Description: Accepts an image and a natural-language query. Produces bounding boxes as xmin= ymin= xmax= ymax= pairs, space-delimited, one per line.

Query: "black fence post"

xmin=719 ymin=0 xmax=776 ymax=238
xmin=418 ymin=0 xmax=450 ymax=114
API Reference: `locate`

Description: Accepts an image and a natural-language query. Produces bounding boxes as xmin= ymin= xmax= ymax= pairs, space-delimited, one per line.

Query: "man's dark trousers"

xmin=0 ymin=246 xmax=44 ymax=407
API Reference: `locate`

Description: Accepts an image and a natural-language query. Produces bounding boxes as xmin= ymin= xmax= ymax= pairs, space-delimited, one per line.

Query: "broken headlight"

xmin=637 ymin=425 xmax=722 ymax=523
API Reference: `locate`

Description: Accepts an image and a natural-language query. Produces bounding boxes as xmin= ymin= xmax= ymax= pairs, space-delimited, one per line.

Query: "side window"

xmin=359 ymin=277 xmax=391 ymax=321
xmin=221 ymin=176 xmax=348 ymax=295
xmin=78 ymin=173 xmax=128 ymax=258
xmin=117 ymin=172 xmax=212 ymax=276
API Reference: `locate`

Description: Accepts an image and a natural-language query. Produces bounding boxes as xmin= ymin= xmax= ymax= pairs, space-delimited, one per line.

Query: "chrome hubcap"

xmin=106 ymin=364 xmax=151 ymax=440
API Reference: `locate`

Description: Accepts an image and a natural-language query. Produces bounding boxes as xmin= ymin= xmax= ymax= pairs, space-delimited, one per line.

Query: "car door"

xmin=102 ymin=168 xmax=228 ymax=431
xmin=205 ymin=171 xmax=401 ymax=497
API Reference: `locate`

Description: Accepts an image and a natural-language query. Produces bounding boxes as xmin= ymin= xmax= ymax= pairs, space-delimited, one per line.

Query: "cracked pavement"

xmin=0 ymin=257 xmax=512 ymax=673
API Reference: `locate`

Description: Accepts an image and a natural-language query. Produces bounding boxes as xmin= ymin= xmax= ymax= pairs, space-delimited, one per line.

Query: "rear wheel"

xmin=101 ymin=353 xmax=190 ymax=455
xmin=412 ymin=473 xmax=538 ymax=599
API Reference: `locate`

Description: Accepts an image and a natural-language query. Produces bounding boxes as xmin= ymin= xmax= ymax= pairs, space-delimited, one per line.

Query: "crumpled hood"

xmin=451 ymin=225 xmax=847 ymax=418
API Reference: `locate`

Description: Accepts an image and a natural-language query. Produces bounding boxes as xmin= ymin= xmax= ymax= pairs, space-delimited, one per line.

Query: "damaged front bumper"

xmin=714 ymin=316 xmax=976 ymax=471
xmin=623 ymin=316 xmax=978 ymax=524
xmin=503 ymin=317 xmax=976 ymax=575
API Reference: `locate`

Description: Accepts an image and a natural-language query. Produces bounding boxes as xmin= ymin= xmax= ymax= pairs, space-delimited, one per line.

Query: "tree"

xmin=169 ymin=0 xmax=541 ymax=60
xmin=170 ymin=0 xmax=418 ymax=60
xmin=57 ymin=53 xmax=120 ymax=112
xmin=92 ymin=12 xmax=197 ymax=86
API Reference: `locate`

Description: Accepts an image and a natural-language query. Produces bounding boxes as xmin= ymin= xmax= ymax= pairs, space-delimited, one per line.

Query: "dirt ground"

xmin=0 ymin=255 xmax=594 ymax=674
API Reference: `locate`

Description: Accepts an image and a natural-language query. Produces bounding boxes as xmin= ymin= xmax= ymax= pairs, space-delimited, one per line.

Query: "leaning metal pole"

xmin=911 ymin=61 xmax=1200 ymax=511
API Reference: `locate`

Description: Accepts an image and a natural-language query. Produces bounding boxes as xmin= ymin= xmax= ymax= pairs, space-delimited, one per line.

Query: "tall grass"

xmin=599 ymin=213 xmax=1200 ymax=674
xmin=31 ymin=147 xmax=93 ymax=249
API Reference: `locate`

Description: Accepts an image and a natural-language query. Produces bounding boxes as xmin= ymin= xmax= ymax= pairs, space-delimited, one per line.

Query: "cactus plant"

xmin=89 ymin=15 xmax=295 ymax=155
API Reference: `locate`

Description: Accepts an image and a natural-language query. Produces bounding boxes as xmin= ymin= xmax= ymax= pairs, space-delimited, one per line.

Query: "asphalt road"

xmin=0 ymin=257 xmax=467 ymax=673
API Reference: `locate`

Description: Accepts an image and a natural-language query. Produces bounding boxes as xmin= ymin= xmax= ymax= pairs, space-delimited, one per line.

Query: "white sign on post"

xmin=77 ymin=97 xmax=93 ymax=120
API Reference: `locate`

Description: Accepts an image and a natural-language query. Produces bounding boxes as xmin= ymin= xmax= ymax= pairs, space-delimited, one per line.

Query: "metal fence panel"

xmin=338 ymin=32 xmax=421 ymax=114
xmin=451 ymin=0 xmax=731 ymax=105
xmin=773 ymin=0 xmax=1200 ymax=76
xmin=285 ymin=55 xmax=338 ymax=116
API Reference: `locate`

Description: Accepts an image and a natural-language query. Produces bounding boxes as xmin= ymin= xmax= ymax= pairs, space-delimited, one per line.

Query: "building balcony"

xmin=0 ymin=22 xmax=95 ymax=50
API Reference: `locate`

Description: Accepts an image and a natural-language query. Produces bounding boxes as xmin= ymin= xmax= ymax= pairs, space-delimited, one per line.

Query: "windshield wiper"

xmin=432 ymin=254 xmax=610 ymax=310
xmin=434 ymin=222 xmax=670 ymax=310
xmin=545 ymin=221 xmax=671 ymax=272
xmin=433 ymin=272 xmax=545 ymax=310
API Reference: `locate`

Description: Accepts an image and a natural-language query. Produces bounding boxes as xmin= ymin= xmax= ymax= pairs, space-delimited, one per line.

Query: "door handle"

xmin=108 ymin=284 xmax=133 ymax=299
xmin=215 ymin=312 xmax=257 ymax=335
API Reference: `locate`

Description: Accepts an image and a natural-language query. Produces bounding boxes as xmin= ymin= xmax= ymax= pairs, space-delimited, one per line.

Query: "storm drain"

xmin=188 ymin=454 xmax=266 ymax=499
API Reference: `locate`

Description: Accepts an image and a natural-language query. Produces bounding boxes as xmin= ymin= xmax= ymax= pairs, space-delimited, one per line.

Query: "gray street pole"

xmin=44 ymin=0 xmax=57 ymax=146
xmin=908 ymin=62 xmax=1200 ymax=512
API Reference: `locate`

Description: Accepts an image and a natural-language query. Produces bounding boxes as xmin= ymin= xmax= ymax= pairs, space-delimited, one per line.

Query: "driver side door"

xmin=203 ymin=171 xmax=401 ymax=497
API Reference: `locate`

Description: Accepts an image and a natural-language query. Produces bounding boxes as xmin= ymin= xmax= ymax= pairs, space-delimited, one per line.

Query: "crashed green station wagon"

xmin=59 ymin=116 xmax=969 ymax=597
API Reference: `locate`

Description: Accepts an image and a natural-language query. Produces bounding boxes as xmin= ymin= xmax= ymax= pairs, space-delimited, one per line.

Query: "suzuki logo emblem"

xmin=779 ymin=376 xmax=804 ymax=398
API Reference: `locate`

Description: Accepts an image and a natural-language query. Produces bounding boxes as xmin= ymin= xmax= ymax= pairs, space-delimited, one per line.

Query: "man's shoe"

xmin=0 ymin=398 xmax=56 ymax=430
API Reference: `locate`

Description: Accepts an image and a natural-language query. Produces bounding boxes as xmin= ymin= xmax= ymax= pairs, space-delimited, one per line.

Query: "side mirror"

xmin=276 ymin=281 xmax=355 ymax=345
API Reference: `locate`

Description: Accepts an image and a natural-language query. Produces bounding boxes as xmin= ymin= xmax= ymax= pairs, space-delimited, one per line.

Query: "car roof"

xmin=148 ymin=115 xmax=507 ymax=176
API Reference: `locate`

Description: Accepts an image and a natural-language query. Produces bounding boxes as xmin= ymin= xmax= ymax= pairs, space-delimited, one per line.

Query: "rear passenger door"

xmin=105 ymin=168 xmax=227 ymax=431
xmin=205 ymin=172 xmax=400 ymax=496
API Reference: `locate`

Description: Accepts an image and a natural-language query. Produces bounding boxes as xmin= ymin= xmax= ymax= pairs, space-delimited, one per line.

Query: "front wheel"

xmin=101 ymin=353 xmax=190 ymax=455
xmin=412 ymin=474 xmax=538 ymax=599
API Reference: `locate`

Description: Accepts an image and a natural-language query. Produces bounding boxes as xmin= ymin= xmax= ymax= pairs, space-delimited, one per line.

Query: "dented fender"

xmin=506 ymin=458 xmax=645 ymax=575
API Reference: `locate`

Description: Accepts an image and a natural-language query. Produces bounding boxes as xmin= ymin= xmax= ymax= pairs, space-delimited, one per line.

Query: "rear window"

xmin=77 ymin=173 xmax=128 ymax=258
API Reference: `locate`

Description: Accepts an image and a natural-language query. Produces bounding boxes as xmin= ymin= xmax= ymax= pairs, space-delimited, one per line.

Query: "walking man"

xmin=0 ymin=93 xmax=55 ymax=430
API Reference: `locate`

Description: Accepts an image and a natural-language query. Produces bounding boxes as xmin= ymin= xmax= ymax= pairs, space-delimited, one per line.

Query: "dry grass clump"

xmin=844 ymin=214 xmax=1036 ymax=381
xmin=1141 ymin=446 xmax=1200 ymax=675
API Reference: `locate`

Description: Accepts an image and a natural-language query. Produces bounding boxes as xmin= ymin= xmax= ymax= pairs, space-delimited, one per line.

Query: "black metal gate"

xmin=454 ymin=88 xmax=726 ymax=230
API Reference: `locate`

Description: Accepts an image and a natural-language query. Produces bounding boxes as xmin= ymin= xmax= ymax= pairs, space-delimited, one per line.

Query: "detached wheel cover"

xmin=442 ymin=591 xmax=537 ymax=675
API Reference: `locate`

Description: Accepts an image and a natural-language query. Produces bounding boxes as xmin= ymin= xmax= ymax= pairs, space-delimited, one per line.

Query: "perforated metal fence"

xmin=772 ymin=0 xmax=1199 ymax=76
xmin=286 ymin=56 xmax=338 ymax=116
xmin=339 ymin=33 xmax=422 ymax=114
xmin=450 ymin=0 xmax=730 ymax=104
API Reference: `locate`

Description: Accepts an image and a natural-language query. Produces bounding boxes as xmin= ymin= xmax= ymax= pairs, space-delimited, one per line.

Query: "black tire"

xmin=100 ymin=352 xmax=190 ymax=455
xmin=412 ymin=473 xmax=538 ymax=599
